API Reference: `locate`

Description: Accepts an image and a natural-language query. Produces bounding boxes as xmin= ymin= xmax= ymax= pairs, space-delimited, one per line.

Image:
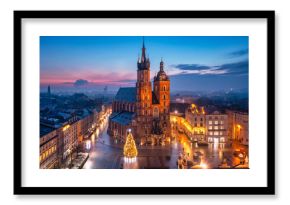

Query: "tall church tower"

xmin=153 ymin=59 xmax=171 ymax=138
xmin=136 ymin=38 xmax=152 ymax=139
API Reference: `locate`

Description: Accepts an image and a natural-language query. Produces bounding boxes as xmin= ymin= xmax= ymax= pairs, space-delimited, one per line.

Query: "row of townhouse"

xmin=39 ymin=105 xmax=108 ymax=169
xmin=179 ymin=104 xmax=248 ymax=145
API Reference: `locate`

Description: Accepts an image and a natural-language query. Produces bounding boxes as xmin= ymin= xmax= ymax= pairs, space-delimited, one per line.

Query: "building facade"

xmin=227 ymin=110 xmax=249 ymax=145
xmin=185 ymin=104 xmax=206 ymax=142
xmin=108 ymin=40 xmax=171 ymax=145
xmin=40 ymin=127 xmax=58 ymax=169
xmin=205 ymin=111 xmax=228 ymax=143
xmin=59 ymin=115 xmax=79 ymax=164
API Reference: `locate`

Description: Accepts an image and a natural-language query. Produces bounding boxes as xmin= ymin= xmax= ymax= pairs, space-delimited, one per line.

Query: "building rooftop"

xmin=115 ymin=87 xmax=136 ymax=103
xmin=40 ymin=125 xmax=55 ymax=137
xmin=110 ymin=111 xmax=135 ymax=126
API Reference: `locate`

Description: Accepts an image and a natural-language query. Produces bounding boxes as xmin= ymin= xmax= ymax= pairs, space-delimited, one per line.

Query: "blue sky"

xmin=40 ymin=36 xmax=248 ymax=92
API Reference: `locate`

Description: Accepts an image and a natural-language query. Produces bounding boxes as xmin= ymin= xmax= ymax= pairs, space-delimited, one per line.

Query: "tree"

xmin=123 ymin=131 xmax=138 ymax=158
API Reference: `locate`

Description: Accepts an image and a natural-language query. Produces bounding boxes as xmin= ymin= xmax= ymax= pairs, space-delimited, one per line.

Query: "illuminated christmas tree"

xmin=123 ymin=130 xmax=138 ymax=159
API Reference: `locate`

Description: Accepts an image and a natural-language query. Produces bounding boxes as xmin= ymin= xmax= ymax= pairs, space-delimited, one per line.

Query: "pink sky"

xmin=40 ymin=68 xmax=136 ymax=86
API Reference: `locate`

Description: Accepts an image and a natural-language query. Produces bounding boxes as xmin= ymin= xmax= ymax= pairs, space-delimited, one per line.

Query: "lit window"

xmin=220 ymin=126 xmax=224 ymax=130
xmin=220 ymin=121 xmax=224 ymax=124
xmin=220 ymin=131 xmax=223 ymax=135
xmin=209 ymin=131 xmax=213 ymax=135
xmin=209 ymin=121 xmax=212 ymax=125
xmin=214 ymin=121 xmax=218 ymax=125
xmin=214 ymin=131 xmax=219 ymax=136
xmin=214 ymin=126 xmax=218 ymax=130
xmin=209 ymin=126 xmax=212 ymax=130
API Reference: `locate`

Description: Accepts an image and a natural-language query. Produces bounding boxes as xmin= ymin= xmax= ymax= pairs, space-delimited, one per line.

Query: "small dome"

xmin=154 ymin=58 xmax=169 ymax=81
xmin=155 ymin=70 xmax=169 ymax=81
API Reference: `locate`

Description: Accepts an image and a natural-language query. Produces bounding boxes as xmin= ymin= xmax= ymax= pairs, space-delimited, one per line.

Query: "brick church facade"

xmin=108 ymin=40 xmax=171 ymax=145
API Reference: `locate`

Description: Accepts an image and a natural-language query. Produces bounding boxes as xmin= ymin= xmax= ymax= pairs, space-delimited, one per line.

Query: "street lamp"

xmin=200 ymin=162 xmax=207 ymax=169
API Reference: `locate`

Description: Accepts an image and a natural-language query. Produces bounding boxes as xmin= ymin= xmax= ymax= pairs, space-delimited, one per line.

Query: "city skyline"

xmin=40 ymin=36 xmax=249 ymax=169
xmin=40 ymin=36 xmax=249 ymax=92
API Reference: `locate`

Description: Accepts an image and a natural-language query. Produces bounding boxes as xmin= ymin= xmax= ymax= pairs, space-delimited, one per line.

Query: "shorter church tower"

xmin=153 ymin=59 xmax=171 ymax=138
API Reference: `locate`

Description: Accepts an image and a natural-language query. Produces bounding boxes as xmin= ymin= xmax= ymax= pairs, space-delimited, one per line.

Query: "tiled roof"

xmin=40 ymin=125 xmax=55 ymax=137
xmin=115 ymin=87 xmax=136 ymax=103
xmin=109 ymin=112 xmax=120 ymax=119
xmin=110 ymin=111 xmax=135 ymax=126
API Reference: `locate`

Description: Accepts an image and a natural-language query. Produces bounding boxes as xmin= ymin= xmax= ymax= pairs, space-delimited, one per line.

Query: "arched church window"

xmin=163 ymin=95 xmax=166 ymax=100
xmin=153 ymin=107 xmax=159 ymax=118
xmin=163 ymin=86 xmax=166 ymax=91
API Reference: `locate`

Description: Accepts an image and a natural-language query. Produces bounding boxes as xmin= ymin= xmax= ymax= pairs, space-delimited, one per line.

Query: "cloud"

xmin=169 ymin=60 xmax=248 ymax=77
xmin=174 ymin=64 xmax=211 ymax=71
xmin=228 ymin=49 xmax=248 ymax=58
xmin=219 ymin=61 xmax=248 ymax=76
xmin=74 ymin=79 xmax=89 ymax=86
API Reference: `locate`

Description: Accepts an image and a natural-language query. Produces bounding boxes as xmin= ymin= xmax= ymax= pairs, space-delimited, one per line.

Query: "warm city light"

xmin=39 ymin=36 xmax=249 ymax=170
xmin=123 ymin=131 xmax=138 ymax=159
xmin=200 ymin=163 xmax=207 ymax=169
xmin=62 ymin=124 xmax=70 ymax=131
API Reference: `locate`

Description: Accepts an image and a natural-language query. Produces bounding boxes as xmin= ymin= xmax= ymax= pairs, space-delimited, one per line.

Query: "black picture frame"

xmin=14 ymin=10 xmax=275 ymax=195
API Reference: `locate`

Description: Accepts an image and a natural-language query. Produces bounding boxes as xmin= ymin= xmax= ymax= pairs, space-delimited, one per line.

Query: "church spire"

xmin=160 ymin=58 xmax=164 ymax=71
xmin=47 ymin=85 xmax=51 ymax=96
xmin=137 ymin=36 xmax=150 ymax=70
xmin=141 ymin=36 xmax=146 ymax=63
